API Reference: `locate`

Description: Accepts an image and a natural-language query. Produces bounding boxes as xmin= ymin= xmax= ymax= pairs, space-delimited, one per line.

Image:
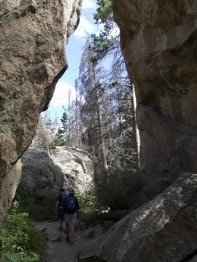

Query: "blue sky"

xmin=46 ymin=0 xmax=99 ymax=121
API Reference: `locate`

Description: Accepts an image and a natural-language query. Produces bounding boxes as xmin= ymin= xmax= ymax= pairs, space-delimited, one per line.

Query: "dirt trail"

xmin=35 ymin=220 xmax=91 ymax=262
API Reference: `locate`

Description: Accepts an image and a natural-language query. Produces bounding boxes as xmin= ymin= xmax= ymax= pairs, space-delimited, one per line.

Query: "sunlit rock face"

xmin=112 ymin=0 xmax=197 ymax=198
xmin=20 ymin=147 xmax=93 ymax=197
xmin=78 ymin=173 xmax=197 ymax=262
xmin=0 ymin=0 xmax=81 ymax=226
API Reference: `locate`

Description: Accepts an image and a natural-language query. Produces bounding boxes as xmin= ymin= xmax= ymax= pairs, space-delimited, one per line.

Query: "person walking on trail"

xmin=64 ymin=189 xmax=79 ymax=244
xmin=55 ymin=188 xmax=68 ymax=231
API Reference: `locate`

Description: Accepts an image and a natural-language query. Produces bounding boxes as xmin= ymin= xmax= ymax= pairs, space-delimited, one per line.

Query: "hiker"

xmin=55 ymin=188 xmax=68 ymax=231
xmin=64 ymin=189 xmax=79 ymax=243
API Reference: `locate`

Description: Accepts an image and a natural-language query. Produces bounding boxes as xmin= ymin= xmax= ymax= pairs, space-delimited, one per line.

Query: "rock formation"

xmin=20 ymin=146 xmax=93 ymax=198
xmin=0 ymin=0 xmax=81 ymax=226
xmin=77 ymin=1 xmax=197 ymax=261
xmin=50 ymin=147 xmax=94 ymax=192
xmin=78 ymin=173 xmax=197 ymax=262
xmin=112 ymin=0 xmax=197 ymax=198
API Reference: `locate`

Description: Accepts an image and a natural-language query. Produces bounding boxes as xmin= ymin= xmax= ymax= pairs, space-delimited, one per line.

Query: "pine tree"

xmin=52 ymin=108 xmax=68 ymax=146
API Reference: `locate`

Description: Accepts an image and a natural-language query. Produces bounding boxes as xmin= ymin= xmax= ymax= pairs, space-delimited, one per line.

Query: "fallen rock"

xmin=189 ymin=255 xmax=197 ymax=262
xmin=93 ymin=225 xmax=104 ymax=238
xmin=78 ymin=173 xmax=197 ymax=262
xmin=82 ymin=227 xmax=94 ymax=239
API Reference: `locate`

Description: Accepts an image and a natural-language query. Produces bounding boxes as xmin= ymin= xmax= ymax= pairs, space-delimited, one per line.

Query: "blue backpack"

xmin=64 ymin=195 xmax=77 ymax=213
xmin=59 ymin=192 xmax=68 ymax=207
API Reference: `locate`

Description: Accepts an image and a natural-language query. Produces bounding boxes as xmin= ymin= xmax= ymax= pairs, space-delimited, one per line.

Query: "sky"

xmin=46 ymin=0 xmax=99 ymax=121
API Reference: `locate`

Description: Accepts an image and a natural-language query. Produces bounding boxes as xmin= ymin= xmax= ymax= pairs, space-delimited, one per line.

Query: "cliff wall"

xmin=0 ymin=0 xmax=81 ymax=226
xmin=112 ymin=0 xmax=197 ymax=197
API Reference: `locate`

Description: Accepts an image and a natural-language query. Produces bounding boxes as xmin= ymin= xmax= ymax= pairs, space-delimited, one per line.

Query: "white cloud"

xmin=74 ymin=16 xmax=96 ymax=38
xmin=50 ymin=80 xmax=76 ymax=107
xmin=82 ymin=0 xmax=96 ymax=9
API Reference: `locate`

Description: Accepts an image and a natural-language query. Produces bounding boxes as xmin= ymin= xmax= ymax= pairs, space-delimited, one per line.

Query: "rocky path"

xmin=35 ymin=220 xmax=91 ymax=262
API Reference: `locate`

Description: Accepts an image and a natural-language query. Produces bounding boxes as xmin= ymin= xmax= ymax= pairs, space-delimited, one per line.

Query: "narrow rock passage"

xmin=36 ymin=221 xmax=90 ymax=262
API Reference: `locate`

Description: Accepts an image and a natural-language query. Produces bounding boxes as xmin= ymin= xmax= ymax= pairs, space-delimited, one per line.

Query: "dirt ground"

xmin=35 ymin=220 xmax=91 ymax=262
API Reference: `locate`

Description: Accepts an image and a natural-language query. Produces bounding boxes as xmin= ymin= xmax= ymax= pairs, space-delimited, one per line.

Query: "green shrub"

xmin=0 ymin=202 xmax=44 ymax=262
xmin=94 ymin=165 xmax=138 ymax=211
xmin=77 ymin=191 xmax=98 ymax=213
xmin=14 ymin=184 xmax=57 ymax=221
xmin=25 ymin=196 xmax=57 ymax=221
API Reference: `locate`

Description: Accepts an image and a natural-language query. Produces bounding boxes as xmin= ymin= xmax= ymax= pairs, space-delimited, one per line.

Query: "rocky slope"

xmin=0 ymin=0 xmax=81 ymax=227
xmin=112 ymin=0 xmax=197 ymax=198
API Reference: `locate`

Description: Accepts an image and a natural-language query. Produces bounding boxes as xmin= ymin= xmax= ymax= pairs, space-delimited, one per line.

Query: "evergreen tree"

xmin=52 ymin=108 xmax=68 ymax=146
xmin=92 ymin=0 xmax=119 ymax=62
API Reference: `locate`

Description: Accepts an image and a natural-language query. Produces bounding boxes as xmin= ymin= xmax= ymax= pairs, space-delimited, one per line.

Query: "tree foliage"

xmin=94 ymin=0 xmax=112 ymax=23
xmin=92 ymin=0 xmax=119 ymax=62
xmin=52 ymin=108 xmax=68 ymax=146
xmin=67 ymin=1 xmax=137 ymax=172
xmin=93 ymin=166 xmax=139 ymax=210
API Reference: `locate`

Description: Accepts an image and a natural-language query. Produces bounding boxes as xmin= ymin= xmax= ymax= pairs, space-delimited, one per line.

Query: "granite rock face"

xmin=20 ymin=147 xmax=93 ymax=198
xmin=78 ymin=173 xmax=197 ymax=262
xmin=50 ymin=147 xmax=94 ymax=192
xmin=0 ymin=0 xmax=81 ymax=226
xmin=112 ymin=0 xmax=197 ymax=198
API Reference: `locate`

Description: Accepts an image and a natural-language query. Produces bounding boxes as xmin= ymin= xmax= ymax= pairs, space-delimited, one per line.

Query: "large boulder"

xmin=50 ymin=146 xmax=94 ymax=192
xmin=20 ymin=147 xmax=93 ymax=198
xmin=112 ymin=0 xmax=197 ymax=198
xmin=20 ymin=148 xmax=63 ymax=198
xmin=0 ymin=0 xmax=81 ymax=226
xmin=78 ymin=173 xmax=197 ymax=262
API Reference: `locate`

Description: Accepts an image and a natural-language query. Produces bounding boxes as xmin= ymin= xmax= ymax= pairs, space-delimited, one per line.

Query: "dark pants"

xmin=58 ymin=207 xmax=65 ymax=222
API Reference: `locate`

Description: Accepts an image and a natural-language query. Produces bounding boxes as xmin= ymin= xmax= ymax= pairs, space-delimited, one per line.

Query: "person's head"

xmin=59 ymin=188 xmax=65 ymax=192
